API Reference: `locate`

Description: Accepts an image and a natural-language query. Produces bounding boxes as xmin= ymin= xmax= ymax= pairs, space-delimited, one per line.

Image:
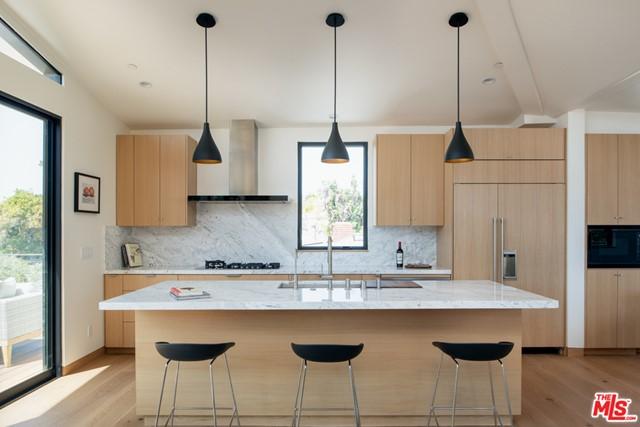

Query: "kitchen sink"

xmin=278 ymin=280 xmax=422 ymax=289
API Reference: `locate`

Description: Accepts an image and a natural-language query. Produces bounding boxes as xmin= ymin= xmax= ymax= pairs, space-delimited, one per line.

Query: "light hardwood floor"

xmin=0 ymin=354 xmax=638 ymax=426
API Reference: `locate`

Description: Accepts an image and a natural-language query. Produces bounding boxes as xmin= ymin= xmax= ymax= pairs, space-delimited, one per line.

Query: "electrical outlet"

xmin=87 ymin=324 xmax=93 ymax=337
xmin=81 ymin=246 xmax=94 ymax=260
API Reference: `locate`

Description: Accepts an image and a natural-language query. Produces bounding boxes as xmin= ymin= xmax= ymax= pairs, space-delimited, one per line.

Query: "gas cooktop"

xmin=205 ymin=260 xmax=281 ymax=270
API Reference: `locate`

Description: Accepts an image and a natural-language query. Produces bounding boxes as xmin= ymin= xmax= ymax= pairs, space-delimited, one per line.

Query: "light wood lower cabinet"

xmin=103 ymin=274 xmax=177 ymax=348
xmin=586 ymin=269 xmax=640 ymax=348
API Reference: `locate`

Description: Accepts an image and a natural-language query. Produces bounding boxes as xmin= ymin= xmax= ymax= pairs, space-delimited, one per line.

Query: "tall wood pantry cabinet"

xmin=116 ymin=135 xmax=197 ymax=226
xmin=438 ymin=127 xmax=567 ymax=348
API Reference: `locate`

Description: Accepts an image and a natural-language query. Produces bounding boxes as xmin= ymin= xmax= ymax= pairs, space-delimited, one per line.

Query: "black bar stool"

xmin=290 ymin=343 xmax=364 ymax=427
xmin=154 ymin=341 xmax=240 ymax=427
xmin=427 ymin=341 xmax=515 ymax=427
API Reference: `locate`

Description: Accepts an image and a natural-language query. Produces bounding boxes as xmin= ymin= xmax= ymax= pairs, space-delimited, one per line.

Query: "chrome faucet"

xmin=293 ymin=249 xmax=299 ymax=289
xmin=320 ymin=235 xmax=334 ymax=289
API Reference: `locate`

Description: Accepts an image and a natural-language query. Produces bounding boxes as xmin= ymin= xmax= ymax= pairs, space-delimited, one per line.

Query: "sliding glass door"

xmin=0 ymin=92 xmax=60 ymax=405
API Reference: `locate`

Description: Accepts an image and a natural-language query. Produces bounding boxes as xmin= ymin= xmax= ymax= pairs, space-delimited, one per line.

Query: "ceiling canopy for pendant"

xmin=193 ymin=12 xmax=222 ymax=164
xmin=321 ymin=12 xmax=349 ymax=164
xmin=445 ymin=11 xmax=474 ymax=164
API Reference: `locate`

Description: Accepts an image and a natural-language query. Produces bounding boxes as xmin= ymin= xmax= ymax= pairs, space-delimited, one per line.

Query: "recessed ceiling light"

xmin=482 ymin=77 xmax=497 ymax=85
xmin=127 ymin=63 xmax=138 ymax=70
xmin=139 ymin=81 xmax=152 ymax=88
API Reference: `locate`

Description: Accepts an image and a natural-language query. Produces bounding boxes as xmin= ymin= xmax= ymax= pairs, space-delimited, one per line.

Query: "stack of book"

xmin=169 ymin=287 xmax=210 ymax=300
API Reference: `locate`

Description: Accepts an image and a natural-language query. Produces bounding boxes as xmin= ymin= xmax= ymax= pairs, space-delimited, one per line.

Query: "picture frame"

xmin=74 ymin=172 xmax=101 ymax=213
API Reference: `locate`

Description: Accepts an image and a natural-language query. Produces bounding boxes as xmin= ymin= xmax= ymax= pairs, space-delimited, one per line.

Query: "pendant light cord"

xmin=457 ymin=25 xmax=460 ymax=122
xmin=205 ymin=27 xmax=209 ymax=123
xmin=333 ymin=24 xmax=337 ymax=124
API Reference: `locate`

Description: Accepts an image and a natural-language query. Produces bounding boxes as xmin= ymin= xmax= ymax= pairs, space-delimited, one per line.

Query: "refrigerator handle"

xmin=500 ymin=217 xmax=505 ymax=283
xmin=492 ymin=217 xmax=497 ymax=282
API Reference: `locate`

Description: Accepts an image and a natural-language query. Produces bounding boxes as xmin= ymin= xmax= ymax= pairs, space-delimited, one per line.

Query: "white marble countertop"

xmin=99 ymin=280 xmax=558 ymax=311
xmin=104 ymin=265 xmax=452 ymax=276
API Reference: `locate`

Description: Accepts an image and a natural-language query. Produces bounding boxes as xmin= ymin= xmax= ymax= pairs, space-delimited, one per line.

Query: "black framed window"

xmin=297 ymin=142 xmax=368 ymax=250
xmin=0 ymin=91 xmax=61 ymax=406
xmin=0 ymin=17 xmax=62 ymax=84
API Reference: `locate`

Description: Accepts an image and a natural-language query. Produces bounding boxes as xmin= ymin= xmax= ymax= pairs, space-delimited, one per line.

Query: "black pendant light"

xmin=193 ymin=13 xmax=222 ymax=164
xmin=445 ymin=12 xmax=474 ymax=163
xmin=321 ymin=13 xmax=349 ymax=164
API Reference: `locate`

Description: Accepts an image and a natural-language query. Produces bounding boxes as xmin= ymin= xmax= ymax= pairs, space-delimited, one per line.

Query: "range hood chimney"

xmin=188 ymin=119 xmax=288 ymax=203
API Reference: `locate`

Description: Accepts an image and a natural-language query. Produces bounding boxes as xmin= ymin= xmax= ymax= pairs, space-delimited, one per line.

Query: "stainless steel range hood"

xmin=188 ymin=119 xmax=288 ymax=203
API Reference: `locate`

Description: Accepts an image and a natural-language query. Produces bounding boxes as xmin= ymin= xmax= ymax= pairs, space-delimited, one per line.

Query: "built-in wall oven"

xmin=587 ymin=225 xmax=640 ymax=268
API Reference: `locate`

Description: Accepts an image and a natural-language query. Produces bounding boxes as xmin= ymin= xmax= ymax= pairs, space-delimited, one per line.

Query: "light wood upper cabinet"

xmin=116 ymin=134 xmax=197 ymax=226
xmin=376 ymin=134 xmax=444 ymax=226
xmin=133 ymin=135 xmax=160 ymax=226
xmin=617 ymin=135 xmax=640 ymax=224
xmin=586 ymin=133 xmax=640 ymax=225
xmin=585 ymin=269 xmax=619 ymax=348
xmin=410 ymin=134 xmax=444 ymax=225
xmin=376 ymin=135 xmax=411 ymax=225
xmin=586 ymin=134 xmax=618 ymax=224
xmin=159 ymin=136 xmax=197 ymax=226
xmin=116 ymin=136 xmax=135 ymax=226
xmin=464 ymin=128 xmax=565 ymax=160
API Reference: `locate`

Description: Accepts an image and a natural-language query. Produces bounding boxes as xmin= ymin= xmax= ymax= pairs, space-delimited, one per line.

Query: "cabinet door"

xmin=617 ymin=270 xmax=640 ymax=348
xmin=121 ymin=274 xmax=177 ymax=347
xmin=134 ymin=135 xmax=160 ymax=225
xmin=376 ymin=135 xmax=411 ymax=225
xmin=499 ymin=184 xmax=565 ymax=347
xmin=104 ymin=275 xmax=124 ymax=347
xmin=116 ymin=136 xmax=135 ymax=226
xmin=585 ymin=269 xmax=618 ymax=348
xmin=410 ymin=134 xmax=444 ymax=225
xmin=463 ymin=128 xmax=565 ymax=160
xmin=453 ymin=184 xmax=498 ymax=280
xmin=160 ymin=136 xmax=188 ymax=226
xmin=617 ymin=135 xmax=640 ymax=224
xmin=586 ymin=134 xmax=618 ymax=225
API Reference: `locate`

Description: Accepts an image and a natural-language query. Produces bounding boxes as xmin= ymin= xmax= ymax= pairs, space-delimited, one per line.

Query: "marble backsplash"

xmin=105 ymin=203 xmax=437 ymax=270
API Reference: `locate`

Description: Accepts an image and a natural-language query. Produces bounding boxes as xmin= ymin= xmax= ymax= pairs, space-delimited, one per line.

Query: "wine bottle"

xmin=396 ymin=241 xmax=404 ymax=268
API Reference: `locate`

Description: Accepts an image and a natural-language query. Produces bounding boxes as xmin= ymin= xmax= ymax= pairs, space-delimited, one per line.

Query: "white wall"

xmin=565 ymin=110 xmax=586 ymax=348
xmin=586 ymin=111 xmax=640 ymax=133
xmin=0 ymin=5 xmax=128 ymax=365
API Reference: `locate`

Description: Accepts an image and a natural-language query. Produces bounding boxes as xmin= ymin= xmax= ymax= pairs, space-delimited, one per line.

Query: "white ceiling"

xmin=4 ymin=0 xmax=640 ymax=128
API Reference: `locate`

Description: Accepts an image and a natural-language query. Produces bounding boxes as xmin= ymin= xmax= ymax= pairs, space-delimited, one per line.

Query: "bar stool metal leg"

xmin=293 ymin=360 xmax=308 ymax=427
xmin=209 ymin=360 xmax=218 ymax=427
xmin=155 ymin=360 xmax=171 ymax=427
xmin=450 ymin=360 xmax=460 ymax=427
xmin=291 ymin=360 xmax=304 ymax=427
xmin=224 ymin=353 xmax=241 ymax=426
xmin=170 ymin=362 xmax=180 ymax=427
xmin=347 ymin=361 xmax=361 ymax=427
xmin=499 ymin=360 xmax=515 ymax=427
xmin=427 ymin=353 xmax=443 ymax=427
xmin=488 ymin=362 xmax=501 ymax=427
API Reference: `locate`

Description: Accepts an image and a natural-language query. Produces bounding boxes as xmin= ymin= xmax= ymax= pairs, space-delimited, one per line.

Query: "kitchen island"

xmin=100 ymin=280 xmax=557 ymax=426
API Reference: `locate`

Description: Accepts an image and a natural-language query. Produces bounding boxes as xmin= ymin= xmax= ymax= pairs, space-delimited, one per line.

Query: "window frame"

xmin=0 ymin=90 xmax=62 ymax=406
xmin=297 ymin=141 xmax=368 ymax=251
xmin=0 ymin=16 xmax=63 ymax=84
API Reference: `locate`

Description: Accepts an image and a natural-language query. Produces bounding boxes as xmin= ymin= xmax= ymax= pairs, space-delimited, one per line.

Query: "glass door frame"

xmin=0 ymin=90 xmax=61 ymax=406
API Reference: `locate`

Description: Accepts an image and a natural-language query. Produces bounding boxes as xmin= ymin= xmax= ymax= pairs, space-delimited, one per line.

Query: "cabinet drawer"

xmin=122 ymin=274 xmax=177 ymax=291
xmin=178 ymin=274 xmax=290 ymax=281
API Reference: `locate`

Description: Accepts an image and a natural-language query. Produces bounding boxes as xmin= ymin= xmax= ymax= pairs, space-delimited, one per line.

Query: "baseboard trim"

xmin=62 ymin=347 xmax=105 ymax=375
xmin=105 ymin=347 xmax=135 ymax=355
xmin=584 ymin=348 xmax=638 ymax=356
xmin=565 ymin=347 xmax=584 ymax=357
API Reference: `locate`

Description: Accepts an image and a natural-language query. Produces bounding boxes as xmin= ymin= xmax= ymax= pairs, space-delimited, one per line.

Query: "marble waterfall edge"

xmin=105 ymin=203 xmax=437 ymax=270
